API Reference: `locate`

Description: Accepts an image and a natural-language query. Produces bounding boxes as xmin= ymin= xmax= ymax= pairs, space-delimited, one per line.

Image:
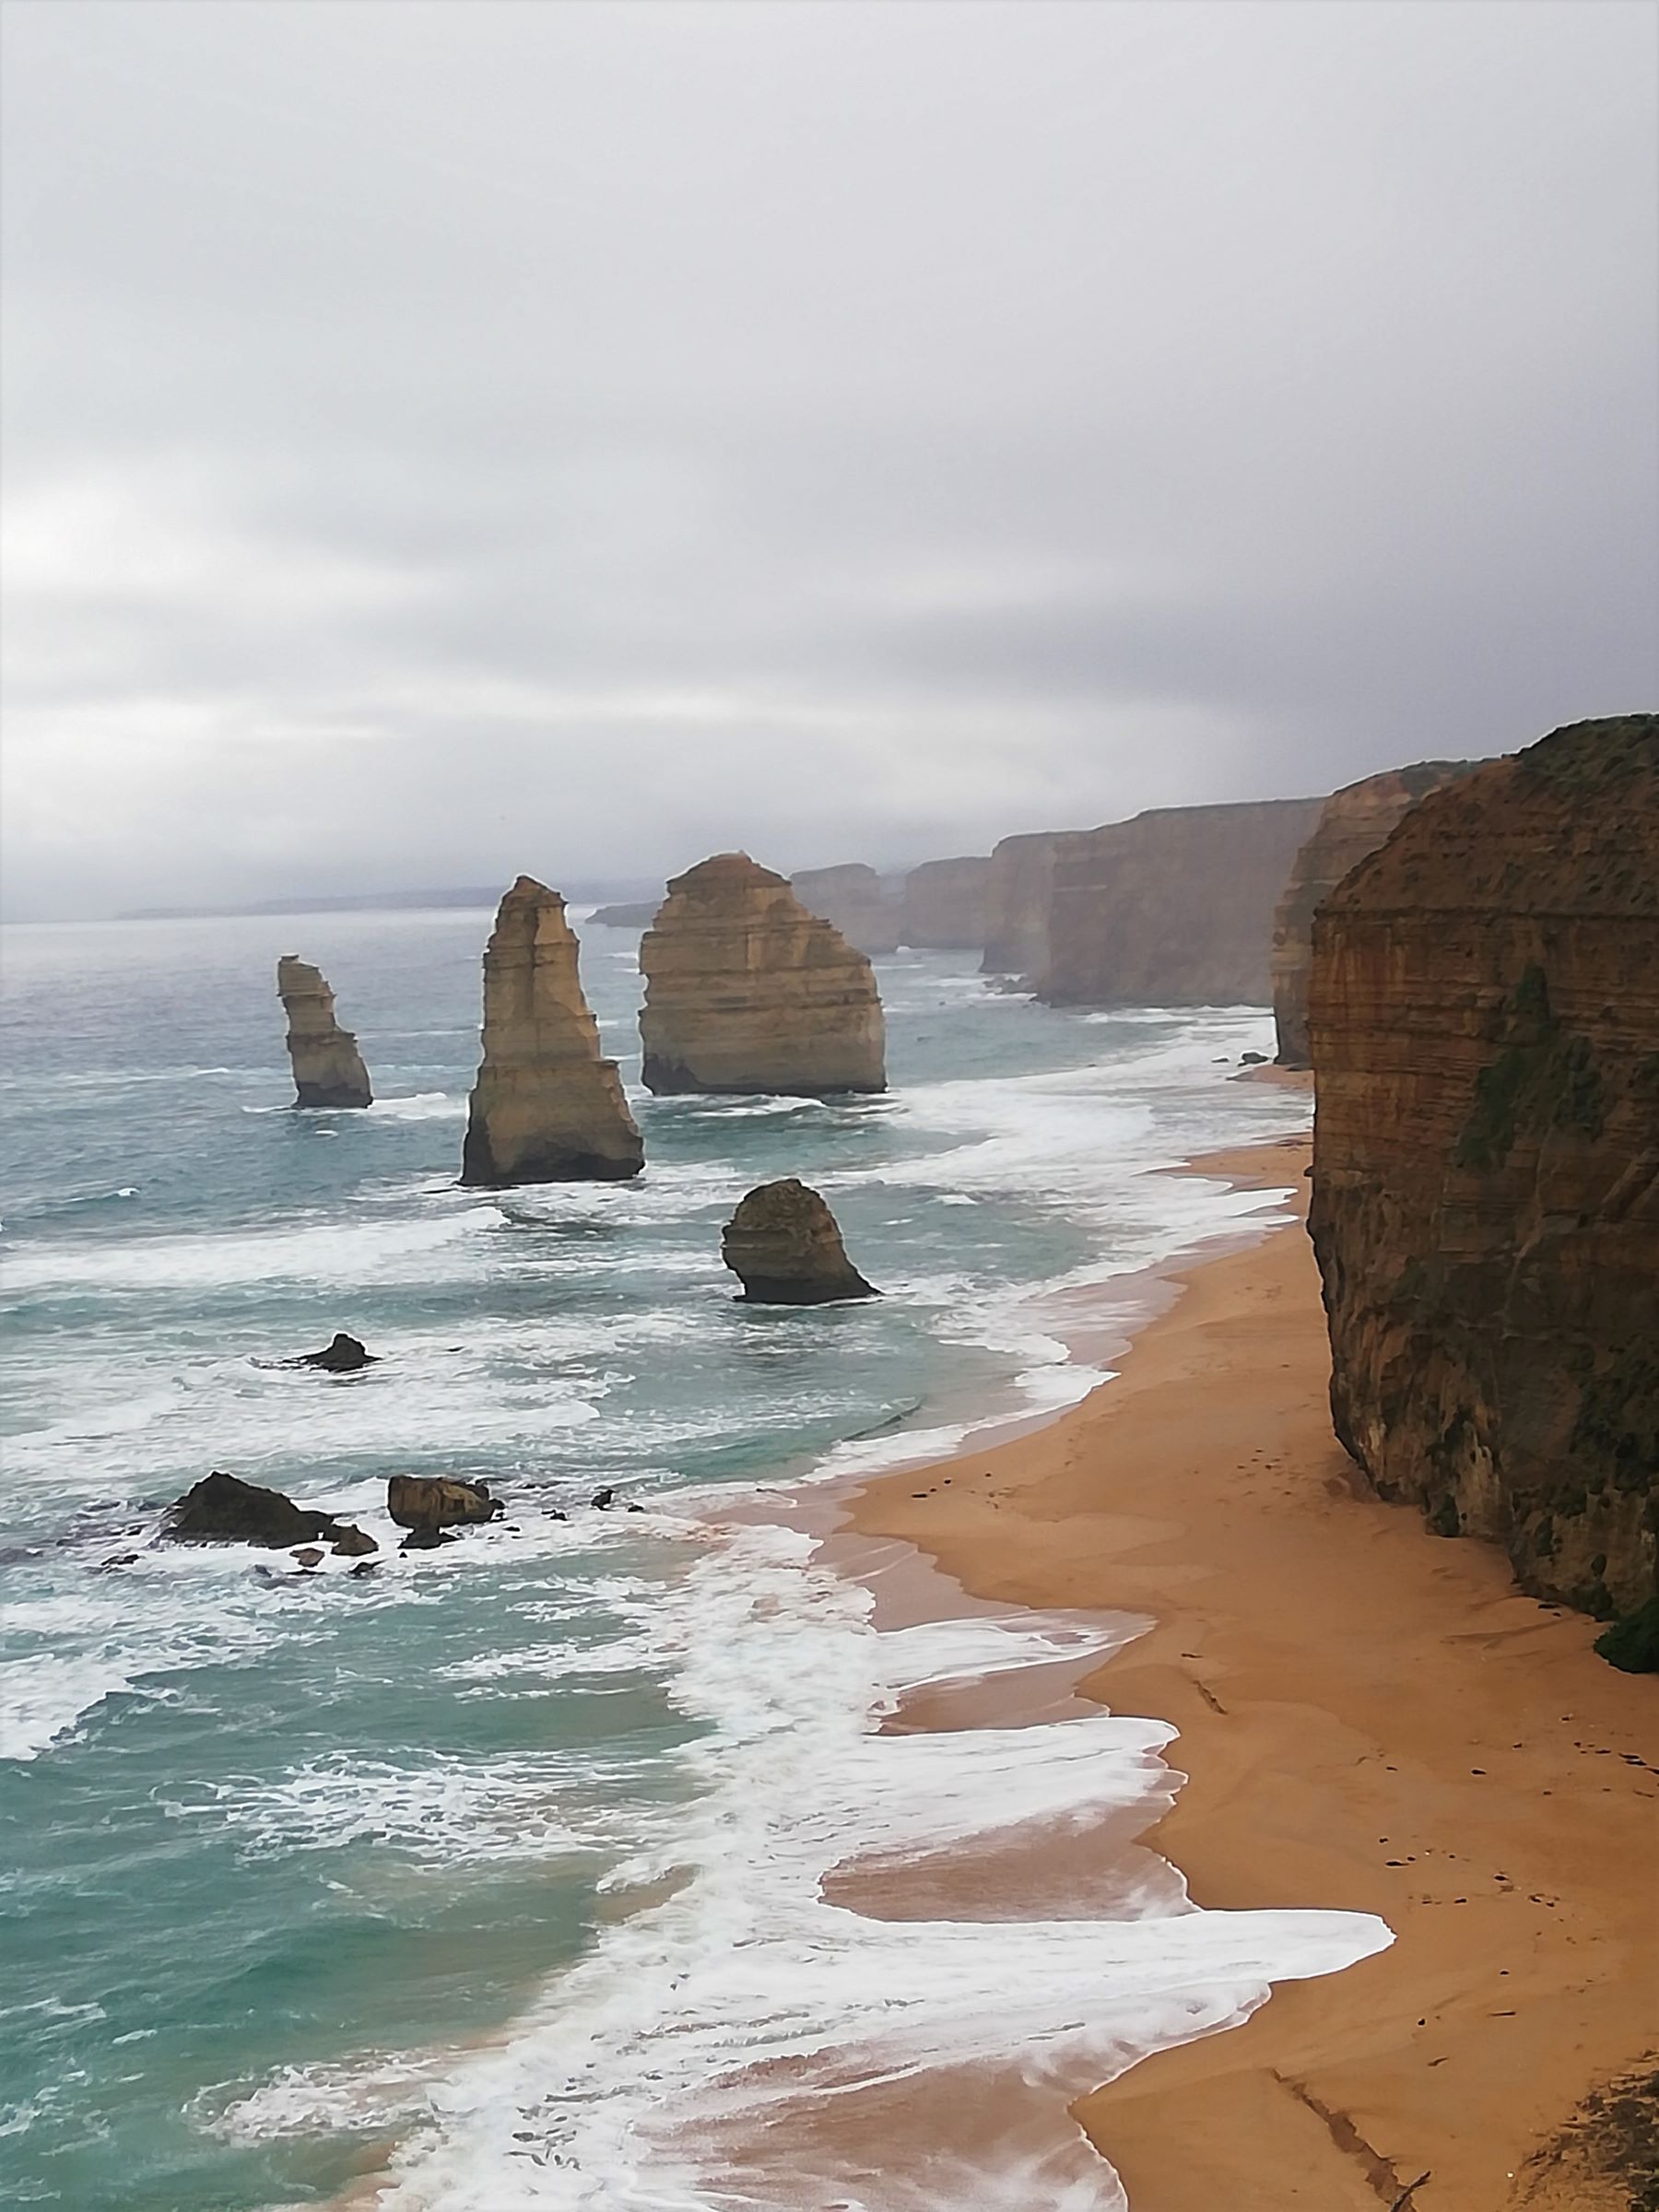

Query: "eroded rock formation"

xmin=1041 ymin=797 xmax=1324 ymax=1005
xmin=292 ymin=1332 xmax=376 ymax=1372
xmin=1272 ymin=761 xmax=1480 ymax=1066
xmin=276 ymin=957 xmax=372 ymax=1108
xmin=721 ymin=1179 xmax=878 ymax=1303
xmin=1308 ymin=716 xmax=1659 ymax=1626
xmin=163 ymin=1470 xmax=344 ymax=1547
xmin=387 ymin=1475 xmax=499 ymax=1533
xmin=461 ymin=877 xmax=644 ymax=1185
xmin=641 ymin=854 xmax=886 ymax=1095
xmin=981 ymin=831 xmax=1084 ymax=979
xmin=900 ymin=856 xmax=991 ymax=949
xmin=790 ymin=864 xmax=902 ymax=956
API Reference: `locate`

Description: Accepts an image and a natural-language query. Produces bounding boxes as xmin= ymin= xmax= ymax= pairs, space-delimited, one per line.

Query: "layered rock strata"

xmin=276 ymin=957 xmax=372 ymax=1108
xmin=721 ymin=1179 xmax=878 ymax=1303
xmin=1041 ymin=797 xmax=1324 ymax=1005
xmin=460 ymin=877 xmax=644 ymax=1185
xmin=641 ymin=854 xmax=886 ymax=1095
xmin=980 ymin=831 xmax=1084 ymax=978
xmin=1272 ymin=760 xmax=1480 ymax=1066
xmin=1308 ymin=716 xmax=1658 ymax=1623
xmin=900 ymin=856 xmax=991 ymax=949
xmin=790 ymin=864 xmax=902 ymax=956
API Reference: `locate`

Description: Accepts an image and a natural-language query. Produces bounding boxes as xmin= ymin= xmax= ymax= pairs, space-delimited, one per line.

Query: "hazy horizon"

xmin=3 ymin=0 xmax=1655 ymax=922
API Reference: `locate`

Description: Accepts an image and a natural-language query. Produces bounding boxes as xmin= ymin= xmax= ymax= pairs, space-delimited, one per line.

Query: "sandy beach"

xmin=845 ymin=1130 xmax=1658 ymax=2211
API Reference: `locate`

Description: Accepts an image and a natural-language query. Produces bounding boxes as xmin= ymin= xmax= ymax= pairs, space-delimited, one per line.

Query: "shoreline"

xmin=837 ymin=1134 xmax=1657 ymax=2210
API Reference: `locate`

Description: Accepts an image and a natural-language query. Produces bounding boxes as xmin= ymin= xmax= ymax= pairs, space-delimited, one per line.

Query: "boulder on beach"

xmin=276 ymin=957 xmax=372 ymax=1110
xmin=294 ymin=1332 xmax=377 ymax=1372
xmin=386 ymin=1475 xmax=500 ymax=1534
xmin=162 ymin=1470 xmax=343 ymax=1547
xmin=721 ymin=1179 xmax=879 ymax=1305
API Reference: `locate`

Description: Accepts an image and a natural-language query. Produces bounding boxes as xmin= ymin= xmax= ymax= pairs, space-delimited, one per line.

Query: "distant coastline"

xmin=111 ymin=884 xmax=656 ymax=923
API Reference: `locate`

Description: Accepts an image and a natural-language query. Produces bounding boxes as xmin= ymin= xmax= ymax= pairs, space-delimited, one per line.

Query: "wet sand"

xmin=846 ymin=1133 xmax=1658 ymax=2211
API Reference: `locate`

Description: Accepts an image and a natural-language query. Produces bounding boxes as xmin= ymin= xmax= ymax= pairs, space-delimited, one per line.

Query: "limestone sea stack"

xmin=460 ymin=877 xmax=644 ymax=1185
xmin=1271 ymin=760 xmax=1481 ymax=1066
xmin=790 ymin=863 xmax=901 ymax=956
xmin=721 ymin=1178 xmax=878 ymax=1303
xmin=900 ymin=856 xmax=991 ymax=950
xmin=1308 ymin=716 xmax=1658 ymax=1629
xmin=276 ymin=957 xmax=372 ymax=1108
xmin=980 ymin=830 xmax=1085 ymax=979
xmin=1041 ymin=797 xmax=1325 ymax=1005
xmin=641 ymin=854 xmax=887 ymax=1095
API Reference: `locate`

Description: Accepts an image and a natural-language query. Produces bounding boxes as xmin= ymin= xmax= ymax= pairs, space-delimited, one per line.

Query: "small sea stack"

xmin=721 ymin=1178 xmax=879 ymax=1304
xmin=276 ymin=958 xmax=372 ymax=1109
xmin=640 ymin=853 xmax=887 ymax=1096
xmin=387 ymin=1475 xmax=500 ymax=1534
xmin=460 ymin=877 xmax=644 ymax=1186
xmin=162 ymin=1470 xmax=344 ymax=1547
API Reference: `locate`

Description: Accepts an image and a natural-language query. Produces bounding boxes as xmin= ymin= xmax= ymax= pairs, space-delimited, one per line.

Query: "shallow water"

xmin=0 ymin=909 xmax=1382 ymax=2210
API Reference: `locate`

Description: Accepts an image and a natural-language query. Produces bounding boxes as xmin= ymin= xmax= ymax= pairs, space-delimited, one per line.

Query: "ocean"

xmin=0 ymin=908 xmax=1384 ymax=2211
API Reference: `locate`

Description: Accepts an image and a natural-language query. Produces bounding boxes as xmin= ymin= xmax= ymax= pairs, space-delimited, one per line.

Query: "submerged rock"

xmin=294 ymin=1332 xmax=376 ymax=1372
xmin=276 ymin=958 xmax=372 ymax=1109
xmin=386 ymin=1475 xmax=499 ymax=1533
xmin=163 ymin=1470 xmax=342 ymax=1547
xmin=721 ymin=1179 xmax=879 ymax=1304
xmin=461 ymin=877 xmax=644 ymax=1185
xmin=641 ymin=854 xmax=887 ymax=1096
xmin=1308 ymin=715 xmax=1659 ymax=1626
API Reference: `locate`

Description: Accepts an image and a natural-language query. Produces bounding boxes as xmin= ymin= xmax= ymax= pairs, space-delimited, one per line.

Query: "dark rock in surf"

xmin=386 ymin=1475 xmax=499 ymax=1534
xmin=400 ymin=1526 xmax=457 ymax=1551
xmin=721 ymin=1179 xmax=878 ymax=1305
xmin=162 ymin=1470 xmax=343 ymax=1548
xmin=292 ymin=1547 xmax=325 ymax=1570
xmin=591 ymin=1487 xmax=617 ymax=1510
xmin=294 ymin=1332 xmax=377 ymax=1372
xmin=330 ymin=1524 xmax=379 ymax=1558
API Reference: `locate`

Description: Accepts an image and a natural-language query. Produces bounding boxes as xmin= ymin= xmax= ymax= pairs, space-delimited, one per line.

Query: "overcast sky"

xmin=2 ymin=0 xmax=1654 ymax=919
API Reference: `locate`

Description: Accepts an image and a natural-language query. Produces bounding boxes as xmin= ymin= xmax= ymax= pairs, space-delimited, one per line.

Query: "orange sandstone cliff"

xmin=980 ymin=830 xmax=1084 ymax=979
xmin=1308 ymin=717 xmax=1658 ymax=1626
xmin=641 ymin=853 xmax=887 ymax=1096
xmin=1041 ymin=796 xmax=1324 ymax=1006
xmin=1272 ymin=759 xmax=1481 ymax=1067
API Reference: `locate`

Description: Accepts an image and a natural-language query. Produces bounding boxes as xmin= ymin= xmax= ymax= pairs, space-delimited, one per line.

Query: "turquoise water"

xmin=0 ymin=910 xmax=1321 ymax=2210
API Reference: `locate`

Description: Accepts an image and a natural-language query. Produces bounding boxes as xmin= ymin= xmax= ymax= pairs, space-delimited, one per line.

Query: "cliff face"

xmin=1308 ymin=717 xmax=1659 ymax=1622
xmin=900 ymin=856 xmax=991 ymax=950
xmin=641 ymin=853 xmax=886 ymax=1095
xmin=276 ymin=957 xmax=372 ymax=1108
xmin=980 ymin=831 xmax=1083 ymax=978
xmin=460 ymin=877 xmax=644 ymax=1185
xmin=1273 ymin=761 xmax=1480 ymax=1066
xmin=790 ymin=864 xmax=901 ymax=956
xmin=1041 ymin=797 xmax=1324 ymax=1006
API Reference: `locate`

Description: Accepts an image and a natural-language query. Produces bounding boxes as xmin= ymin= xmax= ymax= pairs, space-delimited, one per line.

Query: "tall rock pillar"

xmin=276 ymin=957 xmax=372 ymax=1109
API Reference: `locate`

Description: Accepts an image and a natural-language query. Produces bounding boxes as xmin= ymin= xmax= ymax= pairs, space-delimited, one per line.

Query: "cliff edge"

xmin=1307 ymin=717 xmax=1658 ymax=1625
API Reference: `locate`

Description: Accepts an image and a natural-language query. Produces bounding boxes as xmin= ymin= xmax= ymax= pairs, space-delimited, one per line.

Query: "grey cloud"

xmin=2 ymin=0 xmax=1654 ymax=917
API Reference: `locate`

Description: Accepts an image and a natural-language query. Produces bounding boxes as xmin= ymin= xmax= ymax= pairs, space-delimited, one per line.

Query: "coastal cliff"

xmin=641 ymin=853 xmax=886 ymax=1095
xmin=275 ymin=957 xmax=372 ymax=1108
xmin=460 ymin=877 xmax=644 ymax=1184
xmin=980 ymin=831 xmax=1083 ymax=978
xmin=1041 ymin=797 xmax=1324 ymax=1005
xmin=1272 ymin=761 xmax=1479 ymax=1066
xmin=900 ymin=856 xmax=990 ymax=949
xmin=1307 ymin=717 xmax=1659 ymax=1623
xmin=789 ymin=864 xmax=901 ymax=956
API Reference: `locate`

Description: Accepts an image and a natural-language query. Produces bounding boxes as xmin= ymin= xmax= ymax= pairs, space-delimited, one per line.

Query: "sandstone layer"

xmin=641 ymin=854 xmax=886 ymax=1095
xmin=387 ymin=1475 xmax=499 ymax=1532
xmin=980 ymin=830 xmax=1084 ymax=978
xmin=790 ymin=864 xmax=902 ymax=956
xmin=1272 ymin=760 xmax=1480 ymax=1066
xmin=460 ymin=877 xmax=644 ymax=1185
xmin=276 ymin=956 xmax=372 ymax=1108
xmin=1041 ymin=797 xmax=1324 ymax=1006
xmin=1307 ymin=716 xmax=1659 ymax=1624
xmin=900 ymin=856 xmax=991 ymax=949
xmin=721 ymin=1178 xmax=878 ymax=1303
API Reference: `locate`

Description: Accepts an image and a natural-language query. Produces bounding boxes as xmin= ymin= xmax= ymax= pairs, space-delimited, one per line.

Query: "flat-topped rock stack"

xmin=276 ymin=957 xmax=372 ymax=1108
xmin=1272 ymin=760 xmax=1481 ymax=1066
xmin=1308 ymin=716 xmax=1659 ymax=1627
xmin=461 ymin=877 xmax=643 ymax=1185
xmin=641 ymin=853 xmax=887 ymax=1096
xmin=790 ymin=863 xmax=901 ymax=956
